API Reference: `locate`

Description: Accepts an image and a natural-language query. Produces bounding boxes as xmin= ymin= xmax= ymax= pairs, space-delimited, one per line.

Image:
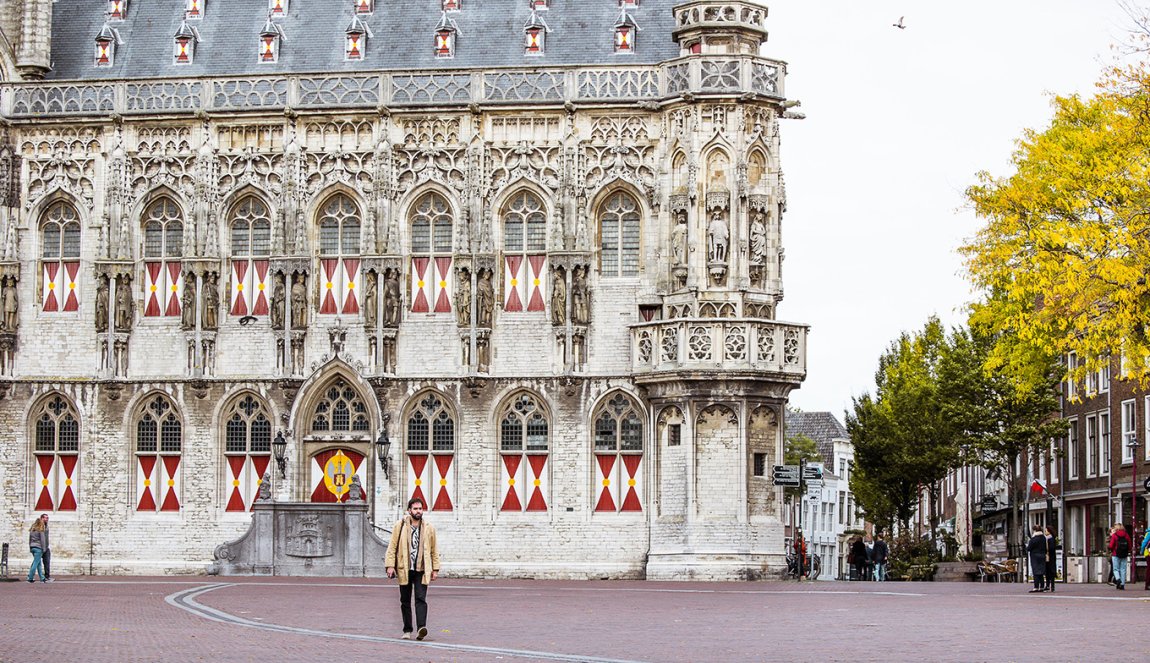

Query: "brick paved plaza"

xmin=0 ymin=576 xmax=1146 ymax=662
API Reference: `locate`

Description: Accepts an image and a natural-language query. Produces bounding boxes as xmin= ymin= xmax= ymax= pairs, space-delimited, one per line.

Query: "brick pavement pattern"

xmin=1 ymin=577 xmax=1148 ymax=663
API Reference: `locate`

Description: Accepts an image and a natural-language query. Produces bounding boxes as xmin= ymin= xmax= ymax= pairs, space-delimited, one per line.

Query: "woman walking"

xmin=27 ymin=514 xmax=49 ymax=583
xmin=1026 ymin=525 xmax=1047 ymax=593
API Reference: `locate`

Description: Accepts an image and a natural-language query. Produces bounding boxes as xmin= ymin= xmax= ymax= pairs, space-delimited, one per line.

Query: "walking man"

xmin=1109 ymin=523 xmax=1132 ymax=590
xmin=385 ymin=497 xmax=441 ymax=640
xmin=872 ymin=533 xmax=890 ymax=582
xmin=1026 ymin=525 xmax=1047 ymax=593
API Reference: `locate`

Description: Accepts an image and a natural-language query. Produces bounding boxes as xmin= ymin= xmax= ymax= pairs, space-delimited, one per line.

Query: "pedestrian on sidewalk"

xmin=863 ymin=535 xmax=875 ymax=581
xmin=850 ymin=536 xmax=867 ymax=581
xmin=1108 ymin=523 xmax=1132 ymax=590
xmin=872 ymin=533 xmax=890 ymax=582
xmin=26 ymin=514 xmax=49 ymax=583
xmin=1043 ymin=526 xmax=1057 ymax=592
xmin=1105 ymin=524 xmax=1118 ymax=585
xmin=1141 ymin=529 xmax=1150 ymax=591
xmin=1026 ymin=525 xmax=1046 ymax=593
xmin=385 ymin=497 xmax=441 ymax=641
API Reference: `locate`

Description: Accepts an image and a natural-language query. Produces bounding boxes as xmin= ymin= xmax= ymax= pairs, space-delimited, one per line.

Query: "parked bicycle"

xmin=785 ymin=550 xmax=821 ymax=580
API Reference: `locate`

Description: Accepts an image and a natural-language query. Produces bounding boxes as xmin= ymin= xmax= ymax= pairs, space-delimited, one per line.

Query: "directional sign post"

xmin=772 ymin=465 xmax=800 ymax=487
xmin=803 ymin=466 xmax=823 ymax=481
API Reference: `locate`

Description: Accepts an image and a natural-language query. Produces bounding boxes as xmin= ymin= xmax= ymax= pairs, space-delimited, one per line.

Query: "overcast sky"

xmin=766 ymin=0 xmax=1137 ymax=418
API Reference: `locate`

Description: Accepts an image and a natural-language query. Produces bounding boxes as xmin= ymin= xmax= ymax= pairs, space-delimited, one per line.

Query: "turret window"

xmin=108 ymin=0 xmax=127 ymax=21
xmin=269 ymin=0 xmax=288 ymax=17
xmin=355 ymin=0 xmax=374 ymax=14
xmin=185 ymin=0 xmax=203 ymax=20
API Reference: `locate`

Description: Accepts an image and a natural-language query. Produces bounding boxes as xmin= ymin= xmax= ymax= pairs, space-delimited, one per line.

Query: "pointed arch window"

xmin=32 ymin=394 xmax=80 ymax=512
xmin=409 ymin=192 xmax=454 ymax=315
xmin=135 ymin=394 xmax=183 ymax=513
xmin=499 ymin=393 xmax=550 ymax=512
xmin=599 ymin=191 xmax=641 ymax=277
xmin=223 ymin=394 xmax=272 ymax=512
xmin=405 ymin=393 xmax=456 ymax=512
xmin=317 ymin=194 xmax=361 ymax=316
xmin=593 ymin=393 xmax=644 ymax=512
xmin=40 ymin=201 xmax=81 ymax=314
xmin=309 ymin=378 xmax=370 ymax=434
xmin=229 ymin=196 xmax=272 ymax=318
xmin=501 ymin=191 xmax=547 ymax=313
xmin=142 ymin=198 xmax=184 ymax=318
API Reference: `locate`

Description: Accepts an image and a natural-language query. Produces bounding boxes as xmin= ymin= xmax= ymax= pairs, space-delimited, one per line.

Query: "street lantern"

xmin=273 ymin=430 xmax=288 ymax=479
xmin=377 ymin=414 xmax=392 ymax=479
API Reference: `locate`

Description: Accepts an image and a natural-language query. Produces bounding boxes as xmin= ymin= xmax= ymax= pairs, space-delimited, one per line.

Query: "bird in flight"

xmin=893 ymin=16 xmax=906 ymax=29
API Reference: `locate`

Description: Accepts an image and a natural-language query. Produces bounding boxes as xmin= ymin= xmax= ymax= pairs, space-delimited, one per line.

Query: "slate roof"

xmin=48 ymin=0 xmax=681 ymax=81
xmin=784 ymin=411 xmax=849 ymax=470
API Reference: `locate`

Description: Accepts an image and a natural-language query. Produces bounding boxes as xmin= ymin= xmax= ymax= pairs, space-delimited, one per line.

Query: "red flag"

xmin=1030 ymin=479 xmax=1046 ymax=495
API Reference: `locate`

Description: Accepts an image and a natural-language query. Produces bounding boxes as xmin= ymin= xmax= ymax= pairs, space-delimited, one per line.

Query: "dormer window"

xmin=435 ymin=13 xmax=458 ymax=59
xmin=108 ymin=0 xmax=127 ymax=21
xmin=355 ymin=0 xmax=373 ymax=14
xmin=95 ymin=25 xmax=116 ymax=67
xmin=619 ymin=0 xmax=639 ymax=7
xmin=443 ymin=0 xmax=461 ymax=10
xmin=531 ymin=0 xmax=549 ymax=9
xmin=174 ymin=22 xmax=197 ymax=65
xmin=614 ymin=11 xmax=638 ymax=54
xmin=269 ymin=0 xmax=288 ymax=17
xmin=259 ymin=20 xmax=282 ymax=63
xmin=345 ymin=17 xmax=368 ymax=61
xmin=185 ymin=0 xmax=203 ymax=20
xmin=524 ymin=11 xmax=548 ymax=56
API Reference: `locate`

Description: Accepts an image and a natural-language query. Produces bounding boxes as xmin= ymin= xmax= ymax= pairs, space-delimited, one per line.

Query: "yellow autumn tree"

xmin=962 ymin=57 xmax=1150 ymax=389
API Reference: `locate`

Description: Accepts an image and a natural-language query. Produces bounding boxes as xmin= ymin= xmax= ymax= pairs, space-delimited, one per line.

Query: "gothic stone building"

xmin=0 ymin=0 xmax=806 ymax=580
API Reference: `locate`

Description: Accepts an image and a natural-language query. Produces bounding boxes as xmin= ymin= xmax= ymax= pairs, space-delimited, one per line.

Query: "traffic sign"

xmin=803 ymin=466 xmax=823 ymax=480
xmin=773 ymin=477 xmax=801 ymax=487
xmin=773 ymin=464 xmax=799 ymax=477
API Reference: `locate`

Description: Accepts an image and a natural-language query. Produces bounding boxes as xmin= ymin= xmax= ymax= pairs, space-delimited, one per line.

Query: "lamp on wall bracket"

xmin=273 ymin=430 xmax=288 ymax=480
xmin=377 ymin=414 xmax=392 ymax=479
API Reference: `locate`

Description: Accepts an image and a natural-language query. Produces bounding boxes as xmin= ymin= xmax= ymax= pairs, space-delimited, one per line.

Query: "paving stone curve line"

xmin=164 ymin=583 xmax=647 ymax=663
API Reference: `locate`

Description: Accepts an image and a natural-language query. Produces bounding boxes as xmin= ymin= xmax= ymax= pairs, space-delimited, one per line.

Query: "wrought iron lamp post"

xmin=377 ymin=414 xmax=391 ymax=480
xmin=273 ymin=430 xmax=288 ymax=480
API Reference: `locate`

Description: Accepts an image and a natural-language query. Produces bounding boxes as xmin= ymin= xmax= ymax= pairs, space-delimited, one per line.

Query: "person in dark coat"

xmin=850 ymin=536 xmax=867 ymax=581
xmin=1026 ymin=525 xmax=1047 ymax=593
xmin=1043 ymin=526 xmax=1057 ymax=592
xmin=872 ymin=533 xmax=890 ymax=582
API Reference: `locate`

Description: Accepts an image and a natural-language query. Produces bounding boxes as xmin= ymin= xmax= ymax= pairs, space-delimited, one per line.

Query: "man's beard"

xmin=411 ymin=512 xmax=423 ymax=520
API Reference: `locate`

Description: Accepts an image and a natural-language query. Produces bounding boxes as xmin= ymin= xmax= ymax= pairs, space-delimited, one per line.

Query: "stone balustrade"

xmin=631 ymin=317 xmax=807 ymax=378
xmin=0 ymin=55 xmax=784 ymax=119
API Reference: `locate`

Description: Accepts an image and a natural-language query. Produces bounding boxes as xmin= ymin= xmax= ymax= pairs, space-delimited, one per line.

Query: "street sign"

xmin=772 ymin=465 xmax=800 ymax=487
xmin=980 ymin=495 xmax=998 ymax=512
xmin=803 ymin=466 xmax=823 ymax=480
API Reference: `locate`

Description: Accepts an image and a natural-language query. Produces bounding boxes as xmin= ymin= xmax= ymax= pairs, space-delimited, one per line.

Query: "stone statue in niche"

xmin=114 ymin=337 xmax=129 ymax=376
xmin=671 ymin=211 xmax=688 ymax=267
xmin=114 ymin=277 xmax=134 ymax=332
xmin=257 ymin=472 xmax=272 ymax=501
xmin=382 ymin=268 xmax=400 ymax=328
xmin=270 ymin=273 xmax=286 ymax=330
xmin=180 ymin=273 xmax=196 ymax=331
xmin=347 ymin=474 xmax=364 ymax=502
xmin=551 ymin=265 xmax=566 ymax=326
xmin=571 ymin=265 xmax=589 ymax=325
xmin=291 ymin=273 xmax=307 ymax=329
xmin=708 ymin=211 xmax=729 ymax=264
xmin=455 ymin=268 xmax=471 ymax=327
xmin=476 ymin=268 xmax=494 ymax=328
xmin=0 ymin=276 xmax=16 ymax=332
xmin=749 ymin=212 xmax=767 ymax=265
xmin=363 ymin=270 xmax=378 ymax=329
xmin=201 ymin=273 xmax=219 ymax=331
xmin=94 ymin=275 xmax=109 ymax=331
xmin=291 ymin=335 xmax=305 ymax=374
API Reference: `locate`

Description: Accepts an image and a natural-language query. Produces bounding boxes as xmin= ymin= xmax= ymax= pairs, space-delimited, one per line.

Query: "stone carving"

xmin=270 ymin=272 xmax=286 ymax=330
xmin=382 ymin=268 xmax=401 ymax=328
xmin=257 ymin=473 xmax=272 ymax=501
xmin=476 ymin=268 xmax=494 ymax=328
xmin=671 ymin=211 xmax=688 ymax=267
xmin=180 ymin=273 xmax=196 ymax=331
xmin=363 ymin=270 xmax=378 ymax=329
xmin=571 ymin=265 xmax=589 ymax=325
xmin=346 ymin=475 xmax=364 ymax=502
xmin=550 ymin=265 xmax=566 ymax=326
xmin=114 ymin=336 xmax=129 ymax=376
xmin=707 ymin=211 xmax=729 ymax=263
xmin=201 ymin=273 xmax=219 ymax=331
xmin=0 ymin=276 xmax=17 ymax=332
xmin=291 ymin=273 xmax=307 ymax=329
xmin=749 ymin=212 xmax=767 ymax=265
xmin=95 ymin=275 xmax=109 ymax=331
xmin=285 ymin=514 xmax=334 ymax=558
xmin=291 ymin=334 xmax=306 ymax=374
xmin=115 ymin=277 xmax=134 ymax=332
xmin=455 ymin=267 xmax=471 ymax=327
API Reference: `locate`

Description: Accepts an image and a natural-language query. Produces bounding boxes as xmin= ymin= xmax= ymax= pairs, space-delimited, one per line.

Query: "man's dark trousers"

xmin=399 ymin=571 xmax=427 ymax=633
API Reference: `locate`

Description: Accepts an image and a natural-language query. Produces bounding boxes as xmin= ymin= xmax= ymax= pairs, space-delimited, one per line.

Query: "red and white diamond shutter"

xmin=433 ymin=257 xmax=453 ymax=314
xmin=526 ymin=255 xmax=546 ymax=312
xmin=40 ymin=202 xmax=82 ymax=313
xmin=225 ymin=455 xmax=271 ymax=512
xmin=501 ymin=454 xmax=549 ymax=512
xmin=503 ymin=255 xmax=524 ymax=312
xmin=432 ymin=454 xmax=454 ymax=511
xmin=594 ymin=455 xmax=643 ymax=512
xmin=593 ymin=393 xmax=645 ymax=512
xmin=410 ymin=257 xmax=432 ymax=313
xmin=407 ymin=453 xmax=430 ymax=509
xmin=230 ymin=260 xmax=251 ymax=316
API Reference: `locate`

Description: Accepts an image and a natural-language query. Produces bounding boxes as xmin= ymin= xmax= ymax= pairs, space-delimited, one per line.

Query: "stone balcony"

xmin=631 ymin=317 xmax=807 ymax=383
xmin=0 ymin=54 xmax=784 ymax=119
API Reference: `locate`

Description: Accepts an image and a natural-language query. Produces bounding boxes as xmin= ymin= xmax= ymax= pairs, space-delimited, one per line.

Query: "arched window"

xmin=142 ymin=197 xmax=184 ymax=318
xmin=501 ymin=191 xmax=547 ymax=313
xmin=498 ymin=392 xmax=550 ymax=512
xmin=223 ymin=393 xmax=273 ymax=512
xmin=31 ymin=394 xmax=80 ymax=512
xmin=405 ymin=392 xmax=456 ymax=512
xmin=228 ymin=196 xmax=272 ymax=317
xmin=409 ymin=192 xmax=454 ymax=314
xmin=593 ymin=392 xmax=644 ymax=512
xmin=317 ymin=193 xmax=361 ymax=315
xmin=39 ymin=201 xmax=81 ymax=313
xmin=599 ymin=191 xmax=641 ymax=277
xmin=309 ymin=377 xmax=370 ymax=434
xmin=134 ymin=393 xmax=183 ymax=512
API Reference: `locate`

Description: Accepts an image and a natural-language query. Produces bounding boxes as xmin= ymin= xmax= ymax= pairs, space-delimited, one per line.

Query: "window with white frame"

xmin=1086 ymin=361 xmax=1098 ymax=395
xmin=32 ymin=394 xmax=81 ymax=512
xmin=1098 ymin=356 xmax=1110 ymax=393
xmin=1067 ymin=419 xmax=1078 ymax=479
xmin=1099 ymin=411 xmax=1110 ymax=476
xmin=134 ymin=394 xmax=183 ymax=512
xmin=1049 ymin=438 xmax=1059 ymax=484
xmin=316 ymin=194 xmax=362 ymax=316
xmin=499 ymin=392 xmax=551 ymax=512
xmin=1085 ymin=415 xmax=1097 ymax=477
xmin=142 ymin=197 xmax=184 ymax=319
xmin=223 ymin=393 xmax=272 ymax=512
xmin=1066 ymin=351 xmax=1078 ymax=400
xmin=592 ymin=392 xmax=645 ymax=513
xmin=1122 ymin=399 xmax=1136 ymax=464
xmin=39 ymin=201 xmax=82 ymax=314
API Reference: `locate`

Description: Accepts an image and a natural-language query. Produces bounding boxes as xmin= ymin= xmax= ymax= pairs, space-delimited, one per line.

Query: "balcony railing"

xmin=0 ymin=55 xmax=784 ymax=119
xmin=631 ymin=318 xmax=807 ymax=378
